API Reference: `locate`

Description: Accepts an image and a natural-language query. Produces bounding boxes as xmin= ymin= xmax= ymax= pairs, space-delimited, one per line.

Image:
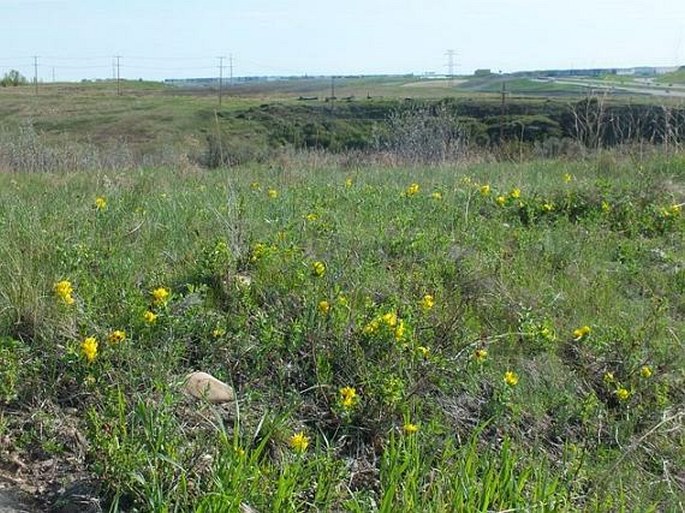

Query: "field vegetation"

xmin=0 ymin=80 xmax=683 ymax=512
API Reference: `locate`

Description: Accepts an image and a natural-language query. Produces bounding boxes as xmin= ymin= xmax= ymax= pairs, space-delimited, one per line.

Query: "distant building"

xmin=474 ymin=69 xmax=492 ymax=76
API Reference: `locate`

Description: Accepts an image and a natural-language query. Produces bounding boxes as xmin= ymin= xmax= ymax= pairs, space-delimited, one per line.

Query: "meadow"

xmin=0 ymin=151 xmax=683 ymax=511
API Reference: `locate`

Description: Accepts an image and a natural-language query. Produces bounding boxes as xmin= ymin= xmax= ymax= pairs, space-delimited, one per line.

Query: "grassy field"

xmin=0 ymin=152 xmax=683 ymax=511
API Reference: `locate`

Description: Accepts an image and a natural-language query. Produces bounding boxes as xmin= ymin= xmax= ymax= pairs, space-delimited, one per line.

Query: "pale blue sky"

xmin=0 ymin=0 xmax=683 ymax=81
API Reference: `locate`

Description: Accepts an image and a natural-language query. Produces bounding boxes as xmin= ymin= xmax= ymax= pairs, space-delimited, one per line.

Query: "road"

xmin=535 ymin=78 xmax=685 ymax=98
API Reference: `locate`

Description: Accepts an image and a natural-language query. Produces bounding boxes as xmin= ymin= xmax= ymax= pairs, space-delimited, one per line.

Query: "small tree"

xmin=1 ymin=70 xmax=28 ymax=87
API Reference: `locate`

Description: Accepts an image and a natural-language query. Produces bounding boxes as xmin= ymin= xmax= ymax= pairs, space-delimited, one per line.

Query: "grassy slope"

xmin=657 ymin=69 xmax=685 ymax=84
xmin=0 ymin=154 xmax=683 ymax=511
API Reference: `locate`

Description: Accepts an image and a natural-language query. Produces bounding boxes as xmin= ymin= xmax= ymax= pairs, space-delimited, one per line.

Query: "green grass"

xmin=0 ymin=153 xmax=683 ymax=511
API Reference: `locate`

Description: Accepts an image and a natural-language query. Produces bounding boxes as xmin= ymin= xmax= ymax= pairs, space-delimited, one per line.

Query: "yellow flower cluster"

xmin=152 ymin=287 xmax=170 ymax=306
xmin=417 ymin=345 xmax=430 ymax=359
xmin=661 ymin=204 xmax=682 ymax=217
xmin=563 ymin=173 xmax=573 ymax=183
xmin=94 ymin=196 xmax=107 ymax=210
xmin=108 ymin=330 xmax=126 ymax=345
xmin=345 ymin=178 xmax=353 ymax=188
xmin=504 ymin=371 xmax=519 ymax=387
xmin=510 ymin=188 xmax=521 ymax=199
xmin=479 ymin=184 xmax=491 ymax=196
xmin=143 ymin=310 xmax=158 ymax=324
xmin=289 ymin=431 xmax=310 ymax=453
xmin=339 ymin=386 xmax=358 ymax=410
xmin=616 ymin=387 xmax=630 ymax=401
xmin=311 ymin=261 xmax=326 ymax=277
xmin=405 ymin=183 xmax=420 ymax=197
xmin=495 ymin=195 xmax=506 ymax=207
xmin=640 ymin=365 xmax=653 ymax=378
xmin=317 ymin=300 xmax=330 ymax=315
xmin=54 ymin=280 xmax=75 ymax=305
xmin=267 ymin=189 xmax=278 ymax=199
xmin=81 ymin=336 xmax=98 ymax=363
xmin=473 ymin=348 xmax=488 ymax=363
xmin=419 ymin=294 xmax=435 ymax=312
xmin=305 ymin=213 xmax=318 ymax=222
xmin=572 ymin=325 xmax=591 ymax=341
xmin=402 ymin=422 xmax=419 ymax=435
xmin=363 ymin=311 xmax=407 ymax=342
xmin=431 ymin=191 xmax=443 ymax=200
xmin=250 ymin=242 xmax=268 ymax=262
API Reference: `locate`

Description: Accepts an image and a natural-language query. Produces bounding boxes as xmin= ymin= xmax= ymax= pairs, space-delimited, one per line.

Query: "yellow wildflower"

xmin=250 ymin=181 xmax=261 ymax=190
xmin=601 ymin=201 xmax=611 ymax=213
xmin=405 ymin=183 xmax=420 ymax=197
xmin=305 ymin=213 xmax=318 ymax=222
xmin=289 ymin=431 xmax=310 ymax=453
xmin=108 ymin=330 xmax=126 ymax=345
xmin=267 ymin=189 xmax=278 ymax=199
xmin=616 ymin=387 xmax=630 ymax=401
xmin=542 ymin=201 xmax=554 ymax=212
xmin=362 ymin=319 xmax=380 ymax=335
xmin=510 ymin=188 xmax=521 ymax=199
xmin=474 ymin=348 xmax=488 ymax=363
xmin=504 ymin=371 xmax=519 ymax=387
xmin=479 ymin=184 xmax=491 ymax=196
xmin=54 ymin=280 xmax=75 ymax=305
xmin=662 ymin=204 xmax=681 ymax=217
xmin=94 ymin=196 xmax=107 ymax=210
xmin=317 ymin=300 xmax=330 ymax=315
xmin=572 ymin=325 xmax=591 ymax=341
xmin=431 ymin=191 xmax=443 ymax=200
xmin=563 ymin=173 xmax=572 ymax=183
xmin=417 ymin=346 xmax=430 ymax=359
xmin=152 ymin=287 xmax=170 ymax=306
xmin=419 ymin=294 xmax=435 ymax=312
xmin=311 ymin=261 xmax=326 ymax=277
xmin=381 ymin=312 xmax=398 ymax=327
xmin=81 ymin=337 xmax=98 ymax=363
xmin=212 ymin=328 xmax=226 ymax=338
xmin=345 ymin=178 xmax=353 ymax=187
xmin=640 ymin=365 xmax=653 ymax=379
xmin=495 ymin=195 xmax=506 ymax=207
xmin=143 ymin=310 xmax=158 ymax=324
xmin=250 ymin=242 xmax=267 ymax=262
xmin=394 ymin=319 xmax=406 ymax=341
xmin=603 ymin=371 xmax=615 ymax=384
xmin=402 ymin=422 xmax=419 ymax=435
xmin=339 ymin=386 xmax=358 ymax=410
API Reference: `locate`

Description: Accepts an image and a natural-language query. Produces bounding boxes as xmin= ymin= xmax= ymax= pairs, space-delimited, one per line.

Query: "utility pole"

xmin=33 ymin=56 xmax=39 ymax=95
xmin=229 ymin=53 xmax=233 ymax=86
xmin=499 ymin=78 xmax=507 ymax=143
xmin=115 ymin=56 xmax=121 ymax=96
xmin=445 ymin=49 xmax=457 ymax=86
xmin=52 ymin=67 xmax=55 ymax=83
xmin=217 ymin=56 xmax=225 ymax=107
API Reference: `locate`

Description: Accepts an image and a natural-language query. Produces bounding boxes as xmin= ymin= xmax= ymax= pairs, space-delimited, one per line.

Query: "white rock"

xmin=184 ymin=372 xmax=235 ymax=403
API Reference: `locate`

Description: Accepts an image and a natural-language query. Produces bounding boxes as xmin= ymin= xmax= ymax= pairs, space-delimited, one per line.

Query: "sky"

xmin=0 ymin=0 xmax=684 ymax=82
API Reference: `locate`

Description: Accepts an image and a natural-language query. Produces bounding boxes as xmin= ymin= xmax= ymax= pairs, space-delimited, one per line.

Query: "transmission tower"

xmin=445 ymin=49 xmax=458 ymax=86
